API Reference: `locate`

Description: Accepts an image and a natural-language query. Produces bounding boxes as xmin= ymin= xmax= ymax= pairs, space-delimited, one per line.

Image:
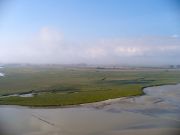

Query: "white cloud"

xmin=39 ymin=27 xmax=63 ymax=43
xmin=0 ymin=27 xmax=180 ymax=65
xmin=114 ymin=46 xmax=144 ymax=56
xmin=171 ymin=34 xmax=179 ymax=38
xmin=85 ymin=47 xmax=106 ymax=58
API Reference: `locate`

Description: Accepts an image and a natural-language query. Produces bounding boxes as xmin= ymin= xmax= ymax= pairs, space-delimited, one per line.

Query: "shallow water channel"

xmin=0 ymin=84 xmax=180 ymax=135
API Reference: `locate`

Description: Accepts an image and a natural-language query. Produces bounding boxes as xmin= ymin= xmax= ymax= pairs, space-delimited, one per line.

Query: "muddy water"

xmin=0 ymin=93 xmax=34 ymax=98
xmin=0 ymin=84 xmax=180 ymax=135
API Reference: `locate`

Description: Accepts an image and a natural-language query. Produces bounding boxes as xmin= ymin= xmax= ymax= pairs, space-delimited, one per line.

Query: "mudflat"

xmin=0 ymin=84 xmax=180 ymax=135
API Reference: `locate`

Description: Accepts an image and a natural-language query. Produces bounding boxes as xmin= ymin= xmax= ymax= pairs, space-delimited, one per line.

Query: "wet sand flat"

xmin=0 ymin=84 xmax=180 ymax=135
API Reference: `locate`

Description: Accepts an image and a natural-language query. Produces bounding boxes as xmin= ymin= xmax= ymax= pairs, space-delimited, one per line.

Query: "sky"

xmin=0 ymin=0 xmax=180 ymax=65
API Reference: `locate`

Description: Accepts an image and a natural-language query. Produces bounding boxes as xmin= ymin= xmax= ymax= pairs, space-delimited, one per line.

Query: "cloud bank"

xmin=0 ymin=27 xmax=180 ymax=65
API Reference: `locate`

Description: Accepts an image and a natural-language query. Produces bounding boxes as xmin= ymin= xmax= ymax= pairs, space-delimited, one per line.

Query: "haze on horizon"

xmin=0 ymin=0 xmax=180 ymax=66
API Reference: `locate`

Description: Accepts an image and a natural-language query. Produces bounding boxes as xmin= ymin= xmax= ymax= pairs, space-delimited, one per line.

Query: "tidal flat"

xmin=0 ymin=84 xmax=180 ymax=135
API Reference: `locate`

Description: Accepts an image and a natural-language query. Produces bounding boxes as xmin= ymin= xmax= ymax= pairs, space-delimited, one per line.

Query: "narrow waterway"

xmin=0 ymin=84 xmax=180 ymax=135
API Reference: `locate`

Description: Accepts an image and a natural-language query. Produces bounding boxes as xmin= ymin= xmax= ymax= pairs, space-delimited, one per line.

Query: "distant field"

xmin=0 ymin=66 xmax=180 ymax=106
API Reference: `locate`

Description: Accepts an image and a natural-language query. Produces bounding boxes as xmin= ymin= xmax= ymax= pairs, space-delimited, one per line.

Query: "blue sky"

xmin=0 ymin=0 xmax=180 ymax=65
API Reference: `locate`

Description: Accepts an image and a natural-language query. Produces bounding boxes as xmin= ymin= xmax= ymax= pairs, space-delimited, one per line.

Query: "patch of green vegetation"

xmin=0 ymin=85 xmax=142 ymax=106
xmin=0 ymin=66 xmax=180 ymax=106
